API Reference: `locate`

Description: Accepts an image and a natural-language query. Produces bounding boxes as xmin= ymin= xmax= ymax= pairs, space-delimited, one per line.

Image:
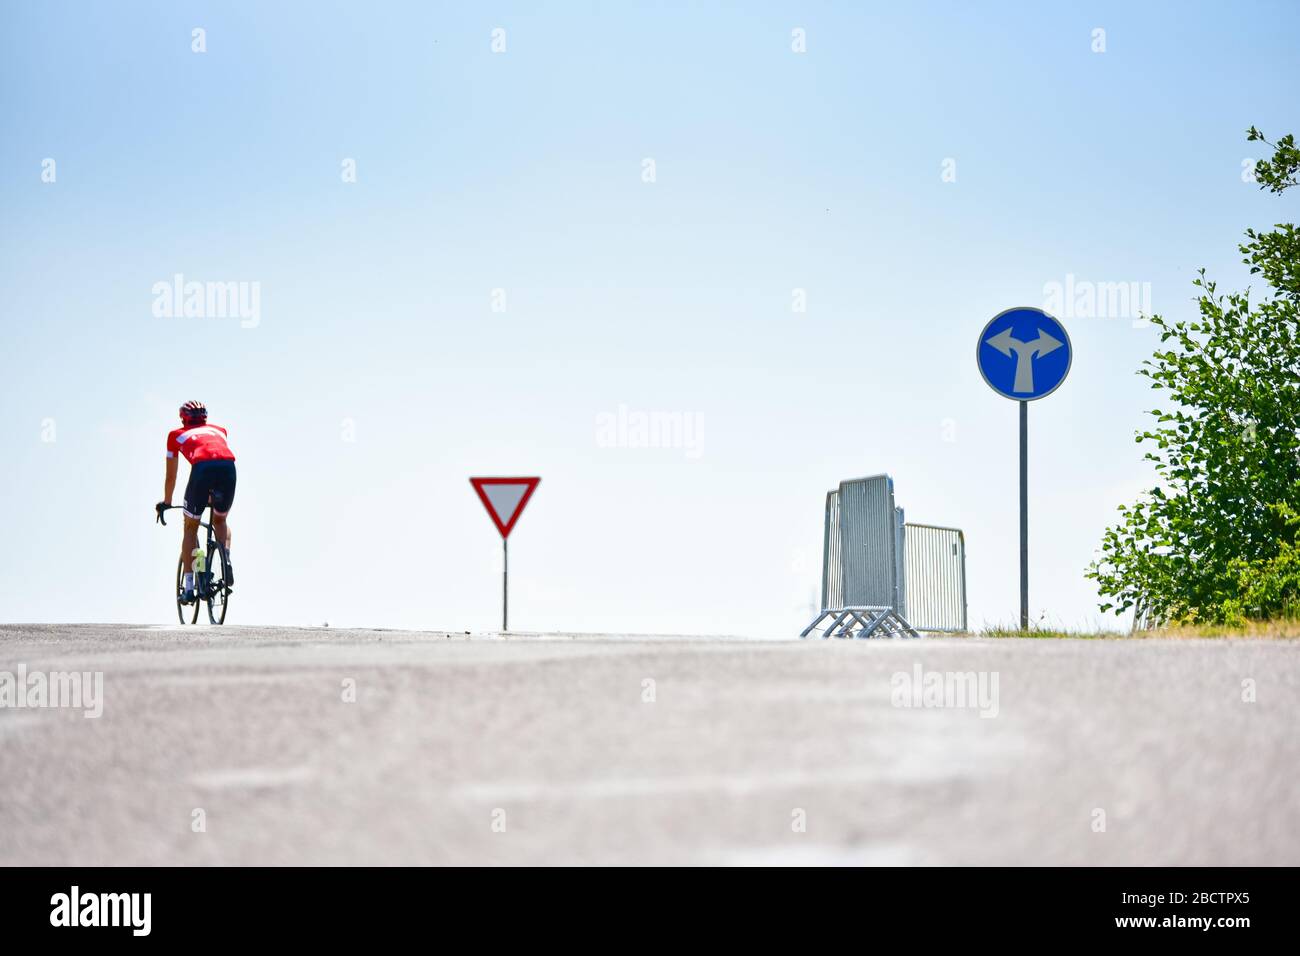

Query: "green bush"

xmin=1088 ymin=130 xmax=1300 ymax=626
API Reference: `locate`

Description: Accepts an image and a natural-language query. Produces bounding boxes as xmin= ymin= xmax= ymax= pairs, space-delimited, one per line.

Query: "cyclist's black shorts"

xmin=183 ymin=459 xmax=237 ymax=519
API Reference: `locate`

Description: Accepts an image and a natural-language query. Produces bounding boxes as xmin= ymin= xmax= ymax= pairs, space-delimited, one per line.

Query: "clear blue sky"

xmin=1 ymin=1 xmax=1296 ymax=633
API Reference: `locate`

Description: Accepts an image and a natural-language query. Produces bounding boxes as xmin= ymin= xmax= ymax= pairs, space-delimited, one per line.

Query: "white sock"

xmin=184 ymin=572 xmax=194 ymax=590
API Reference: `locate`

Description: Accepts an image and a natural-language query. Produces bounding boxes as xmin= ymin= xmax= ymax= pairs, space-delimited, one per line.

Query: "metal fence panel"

xmin=895 ymin=507 xmax=907 ymax=620
xmin=838 ymin=475 xmax=900 ymax=609
xmin=820 ymin=490 xmax=843 ymax=611
xmin=902 ymin=524 xmax=967 ymax=632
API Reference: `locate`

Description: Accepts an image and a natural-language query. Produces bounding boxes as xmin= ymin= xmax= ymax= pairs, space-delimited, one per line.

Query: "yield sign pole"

xmin=469 ymin=477 xmax=540 ymax=632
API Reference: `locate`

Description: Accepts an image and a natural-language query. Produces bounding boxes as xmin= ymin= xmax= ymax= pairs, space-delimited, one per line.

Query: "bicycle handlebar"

xmin=156 ymin=503 xmax=184 ymax=526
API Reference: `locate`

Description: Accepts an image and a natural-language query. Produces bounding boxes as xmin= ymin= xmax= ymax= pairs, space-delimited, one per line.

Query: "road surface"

xmin=1 ymin=624 xmax=1297 ymax=865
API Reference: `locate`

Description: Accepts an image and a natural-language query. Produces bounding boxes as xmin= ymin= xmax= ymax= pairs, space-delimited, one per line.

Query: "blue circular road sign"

xmin=976 ymin=307 xmax=1072 ymax=401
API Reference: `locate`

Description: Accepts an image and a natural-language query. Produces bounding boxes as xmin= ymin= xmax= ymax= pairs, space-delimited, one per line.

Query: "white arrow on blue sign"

xmin=977 ymin=307 xmax=1072 ymax=401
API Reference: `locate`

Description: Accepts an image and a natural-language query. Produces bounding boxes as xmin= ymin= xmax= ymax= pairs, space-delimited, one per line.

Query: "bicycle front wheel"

xmin=176 ymin=558 xmax=199 ymax=624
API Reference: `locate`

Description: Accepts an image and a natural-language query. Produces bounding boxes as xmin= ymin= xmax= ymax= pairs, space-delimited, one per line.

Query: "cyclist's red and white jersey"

xmin=167 ymin=424 xmax=236 ymax=464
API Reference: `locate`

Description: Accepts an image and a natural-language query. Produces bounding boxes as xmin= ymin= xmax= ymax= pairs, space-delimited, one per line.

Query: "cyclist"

xmin=155 ymin=401 xmax=236 ymax=604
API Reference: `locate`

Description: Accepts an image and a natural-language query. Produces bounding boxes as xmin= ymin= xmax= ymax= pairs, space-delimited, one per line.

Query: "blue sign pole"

xmin=977 ymin=307 xmax=1072 ymax=630
xmin=1020 ymin=399 xmax=1028 ymax=629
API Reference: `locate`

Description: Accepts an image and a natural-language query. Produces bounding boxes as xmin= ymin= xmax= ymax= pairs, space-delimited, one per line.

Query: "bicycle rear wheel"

xmin=206 ymin=541 xmax=230 ymax=625
xmin=176 ymin=558 xmax=199 ymax=624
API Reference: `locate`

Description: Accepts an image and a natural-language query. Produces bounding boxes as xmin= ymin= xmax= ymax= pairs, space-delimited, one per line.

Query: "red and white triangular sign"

xmin=470 ymin=477 xmax=540 ymax=539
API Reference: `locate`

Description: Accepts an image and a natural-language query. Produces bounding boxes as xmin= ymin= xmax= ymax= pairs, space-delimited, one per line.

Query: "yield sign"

xmin=470 ymin=477 xmax=540 ymax=538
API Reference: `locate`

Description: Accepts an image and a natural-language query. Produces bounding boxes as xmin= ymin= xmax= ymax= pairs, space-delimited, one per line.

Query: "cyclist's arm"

xmin=163 ymin=455 xmax=178 ymax=505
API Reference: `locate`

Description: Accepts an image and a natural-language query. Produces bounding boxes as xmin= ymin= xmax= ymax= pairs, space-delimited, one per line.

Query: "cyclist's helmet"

xmin=179 ymin=400 xmax=207 ymax=426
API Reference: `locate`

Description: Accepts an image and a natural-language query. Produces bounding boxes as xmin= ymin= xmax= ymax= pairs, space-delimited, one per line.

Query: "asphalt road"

xmin=1 ymin=624 xmax=1297 ymax=865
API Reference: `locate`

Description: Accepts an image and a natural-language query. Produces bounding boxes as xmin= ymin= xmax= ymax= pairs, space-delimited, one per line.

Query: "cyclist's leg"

xmin=209 ymin=461 xmax=235 ymax=547
xmin=212 ymin=511 xmax=230 ymax=552
xmin=180 ymin=516 xmax=201 ymax=573
xmin=209 ymin=461 xmax=236 ymax=583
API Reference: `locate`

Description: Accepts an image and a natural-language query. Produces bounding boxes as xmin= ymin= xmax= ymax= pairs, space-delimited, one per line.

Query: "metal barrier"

xmin=837 ymin=475 xmax=901 ymax=609
xmin=817 ymin=477 xmax=915 ymax=613
xmin=820 ymin=490 xmax=843 ymax=612
xmin=804 ymin=475 xmax=967 ymax=638
xmin=902 ymin=524 xmax=967 ymax=633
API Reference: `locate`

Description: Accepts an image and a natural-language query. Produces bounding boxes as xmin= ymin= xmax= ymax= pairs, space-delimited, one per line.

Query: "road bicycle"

xmin=156 ymin=503 xmax=232 ymax=625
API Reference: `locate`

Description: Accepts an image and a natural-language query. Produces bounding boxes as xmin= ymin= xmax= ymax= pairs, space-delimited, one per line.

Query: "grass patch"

xmin=977 ymin=625 xmax=1109 ymax=639
xmin=1143 ymin=619 xmax=1300 ymax=639
xmin=973 ymin=619 xmax=1300 ymax=639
